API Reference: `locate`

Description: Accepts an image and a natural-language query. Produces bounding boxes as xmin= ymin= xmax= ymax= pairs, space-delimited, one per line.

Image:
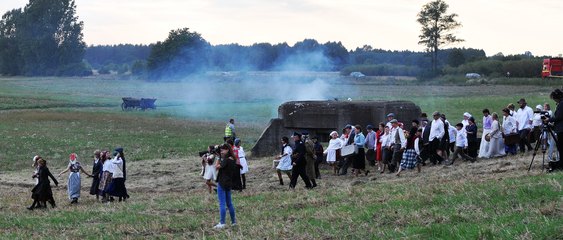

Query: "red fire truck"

xmin=542 ymin=58 xmax=563 ymax=78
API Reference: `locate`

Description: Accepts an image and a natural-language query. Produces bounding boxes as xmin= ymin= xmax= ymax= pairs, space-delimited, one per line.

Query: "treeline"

xmin=341 ymin=47 xmax=486 ymax=77
xmin=85 ymin=44 xmax=151 ymax=69
xmin=143 ymin=28 xmax=350 ymax=79
xmin=443 ymin=57 xmax=543 ymax=78
xmin=0 ymin=0 xmax=90 ymax=76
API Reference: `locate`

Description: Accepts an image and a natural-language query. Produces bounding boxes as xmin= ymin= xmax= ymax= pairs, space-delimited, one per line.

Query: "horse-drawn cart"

xmin=121 ymin=97 xmax=157 ymax=111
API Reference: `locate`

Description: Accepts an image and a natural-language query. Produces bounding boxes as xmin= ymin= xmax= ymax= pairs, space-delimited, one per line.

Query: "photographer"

xmin=546 ymin=89 xmax=563 ymax=171
xmin=531 ymin=105 xmax=544 ymax=143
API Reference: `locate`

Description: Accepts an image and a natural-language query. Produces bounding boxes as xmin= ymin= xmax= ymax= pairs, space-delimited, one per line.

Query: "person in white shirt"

xmin=447 ymin=118 xmax=457 ymax=154
xmin=234 ymin=139 xmax=248 ymax=190
xmin=447 ymin=123 xmax=475 ymax=165
xmin=531 ymin=105 xmax=543 ymax=145
xmin=324 ymin=131 xmax=343 ymax=175
xmin=429 ymin=111 xmax=445 ymax=163
xmin=461 ymin=112 xmax=472 ymax=130
xmin=515 ymin=98 xmax=534 ymax=153
xmin=275 ymin=137 xmax=293 ymax=185
xmin=106 ymin=149 xmax=129 ymax=202
xmin=98 ymin=151 xmax=112 ymax=202
xmin=502 ymin=108 xmax=518 ymax=155
xmin=380 ymin=126 xmax=392 ymax=173
xmin=202 ymin=145 xmax=218 ymax=194
xmin=385 ymin=113 xmax=395 ymax=129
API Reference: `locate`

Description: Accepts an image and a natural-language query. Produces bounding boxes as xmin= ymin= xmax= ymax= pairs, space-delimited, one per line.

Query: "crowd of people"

xmin=27 ymin=148 xmax=129 ymax=210
xmin=272 ymin=97 xmax=562 ymax=186
xmin=25 ymin=90 xmax=563 ymax=231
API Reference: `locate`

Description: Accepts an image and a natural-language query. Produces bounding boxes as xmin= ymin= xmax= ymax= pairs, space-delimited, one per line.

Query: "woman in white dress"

xmin=324 ymin=131 xmax=343 ymax=175
xmin=234 ymin=139 xmax=248 ymax=190
xmin=478 ymin=109 xmax=493 ymax=158
xmin=274 ymin=137 xmax=293 ymax=186
xmin=202 ymin=145 xmax=218 ymax=194
xmin=484 ymin=113 xmax=506 ymax=158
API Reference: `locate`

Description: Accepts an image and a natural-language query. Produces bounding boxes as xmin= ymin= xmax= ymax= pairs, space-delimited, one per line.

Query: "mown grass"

xmin=1 ymin=172 xmax=561 ymax=239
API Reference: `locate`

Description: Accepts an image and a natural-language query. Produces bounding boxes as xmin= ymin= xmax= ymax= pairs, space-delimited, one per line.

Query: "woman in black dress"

xmin=29 ymin=158 xmax=58 ymax=210
xmin=89 ymin=150 xmax=103 ymax=200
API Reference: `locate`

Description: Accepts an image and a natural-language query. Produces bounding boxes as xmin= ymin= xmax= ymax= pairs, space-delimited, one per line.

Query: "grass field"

xmin=0 ymin=74 xmax=562 ymax=239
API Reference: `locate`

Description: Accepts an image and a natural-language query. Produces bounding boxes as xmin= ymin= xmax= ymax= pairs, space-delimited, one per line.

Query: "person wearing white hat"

xmin=531 ymin=105 xmax=544 ymax=144
xmin=461 ymin=112 xmax=472 ymax=130
xmin=324 ymin=131 xmax=343 ymax=175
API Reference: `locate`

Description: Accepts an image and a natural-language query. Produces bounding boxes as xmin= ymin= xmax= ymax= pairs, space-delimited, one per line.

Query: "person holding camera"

xmin=547 ymin=89 xmax=563 ymax=171
xmin=544 ymin=103 xmax=559 ymax=162
xmin=531 ymin=105 xmax=544 ymax=143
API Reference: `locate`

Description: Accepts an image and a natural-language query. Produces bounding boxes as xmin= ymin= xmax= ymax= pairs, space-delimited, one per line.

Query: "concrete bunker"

xmin=251 ymin=100 xmax=422 ymax=157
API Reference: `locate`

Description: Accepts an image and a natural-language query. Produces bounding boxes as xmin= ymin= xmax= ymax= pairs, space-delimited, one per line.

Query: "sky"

xmin=1 ymin=0 xmax=562 ymax=57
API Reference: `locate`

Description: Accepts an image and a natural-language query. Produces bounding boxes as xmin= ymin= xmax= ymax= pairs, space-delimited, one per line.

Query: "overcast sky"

xmin=1 ymin=0 xmax=561 ymax=56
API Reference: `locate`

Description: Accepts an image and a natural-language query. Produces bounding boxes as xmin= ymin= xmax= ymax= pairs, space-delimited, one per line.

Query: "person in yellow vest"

xmin=224 ymin=119 xmax=236 ymax=142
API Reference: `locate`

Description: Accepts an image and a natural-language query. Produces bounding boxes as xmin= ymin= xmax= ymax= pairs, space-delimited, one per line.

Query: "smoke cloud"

xmin=146 ymin=47 xmax=352 ymax=123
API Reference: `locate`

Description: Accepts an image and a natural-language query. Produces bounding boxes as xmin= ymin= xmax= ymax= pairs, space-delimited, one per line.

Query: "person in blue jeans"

xmin=213 ymin=143 xmax=239 ymax=229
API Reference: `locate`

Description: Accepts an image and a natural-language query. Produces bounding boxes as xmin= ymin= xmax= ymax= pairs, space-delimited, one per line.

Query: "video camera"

xmin=534 ymin=110 xmax=550 ymax=120
xmin=198 ymin=145 xmax=220 ymax=157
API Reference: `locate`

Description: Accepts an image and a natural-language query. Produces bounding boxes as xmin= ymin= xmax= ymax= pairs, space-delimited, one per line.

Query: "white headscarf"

xmin=330 ymin=131 xmax=338 ymax=137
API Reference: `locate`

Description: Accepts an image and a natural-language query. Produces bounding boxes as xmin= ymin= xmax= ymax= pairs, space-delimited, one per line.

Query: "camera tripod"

xmin=528 ymin=124 xmax=558 ymax=172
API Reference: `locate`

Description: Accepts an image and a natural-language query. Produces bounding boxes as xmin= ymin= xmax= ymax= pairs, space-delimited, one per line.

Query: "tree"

xmin=147 ymin=28 xmax=210 ymax=80
xmin=417 ymin=0 xmax=463 ymax=73
xmin=0 ymin=9 xmax=23 ymax=75
xmin=0 ymin=0 xmax=88 ymax=76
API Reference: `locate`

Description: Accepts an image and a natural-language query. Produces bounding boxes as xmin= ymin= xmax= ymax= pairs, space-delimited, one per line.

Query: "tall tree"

xmin=417 ymin=0 xmax=463 ymax=73
xmin=0 ymin=0 xmax=88 ymax=76
xmin=147 ymin=28 xmax=210 ymax=80
xmin=0 ymin=9 xmax=23 ymax=75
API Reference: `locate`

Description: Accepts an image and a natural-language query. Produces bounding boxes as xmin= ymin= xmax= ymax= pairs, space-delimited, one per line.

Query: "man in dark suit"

xmin=289 ymin=132 xmax=313 ymax=189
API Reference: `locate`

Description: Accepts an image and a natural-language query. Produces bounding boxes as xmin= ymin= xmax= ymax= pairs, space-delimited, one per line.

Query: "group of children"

xmin=27 ymin=147 xmax=129 ymax=210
